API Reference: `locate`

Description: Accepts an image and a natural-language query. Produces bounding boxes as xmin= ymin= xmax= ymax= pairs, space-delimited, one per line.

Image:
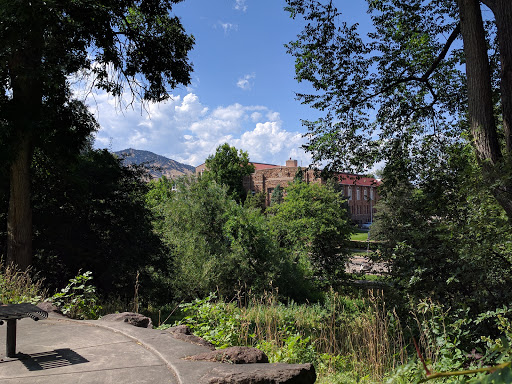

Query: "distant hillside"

xmin=114 ymin=148 xmax=195 ymax=179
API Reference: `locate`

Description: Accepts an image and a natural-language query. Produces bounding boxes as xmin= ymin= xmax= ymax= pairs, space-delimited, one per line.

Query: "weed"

xmin=50 ymin=271 xmax=102 ymax=319
xmin=0 ymin=262 xmax=46 ymax=304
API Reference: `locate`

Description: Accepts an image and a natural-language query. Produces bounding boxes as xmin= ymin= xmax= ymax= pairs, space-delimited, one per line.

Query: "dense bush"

xmin=147 ymin=175 xmax=296 ymax=301
xmin=372 ymin=143 xmax=512 ymax=316
xmin=29 ymin=148 xmax=167 ymax=300
xmin=268 ymin=179 xmax=353 ymax=286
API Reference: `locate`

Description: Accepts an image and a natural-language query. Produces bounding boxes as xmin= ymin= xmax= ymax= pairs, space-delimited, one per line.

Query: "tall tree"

xmin=0 ymin=0 xmax=194 ymax=269
xmin=285 ymin=0 xmax=512 ymax=218
xmin=204 ymin=143 xmax=255 ymax=202
xmin=268 ymin=180 xmax=352 ymax=285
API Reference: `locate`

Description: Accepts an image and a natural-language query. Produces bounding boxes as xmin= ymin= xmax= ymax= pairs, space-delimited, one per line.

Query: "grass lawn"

xmin=351 ymin=229 xmax=369 ymax=241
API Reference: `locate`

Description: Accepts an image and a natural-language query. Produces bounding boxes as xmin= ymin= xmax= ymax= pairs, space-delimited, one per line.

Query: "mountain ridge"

xmin=114 ymin=148 xmax=195 ymax=179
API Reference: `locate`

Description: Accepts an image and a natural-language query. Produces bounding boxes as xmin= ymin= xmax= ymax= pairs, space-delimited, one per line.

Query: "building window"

xmin=364 ymin=188 xmax=368 ymax=200
xmin=348 ymin=187 xmax=352 ymax=200
xmin=370 ymin=187 xmax=374 ymax=200
xmin=356 ymin=187 xmax=360 ymax=200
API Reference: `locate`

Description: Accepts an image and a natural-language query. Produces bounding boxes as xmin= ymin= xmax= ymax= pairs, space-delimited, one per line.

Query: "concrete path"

xmin=0 ymin=313 xmax=315 ymax=384
xmin=0 ymin=315 xmax=180 ymax=383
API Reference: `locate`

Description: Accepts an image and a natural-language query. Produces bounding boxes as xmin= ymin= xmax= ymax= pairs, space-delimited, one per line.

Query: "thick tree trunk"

xmin=6 ymin=3 xmax=43 ymax=269
xmin=457 ymin=0 xmax=512 ymax=218
xmin=493 ymin=0 xmax=512 ymax=153
xmin=7 ymin=135 xmax=33 ymax=270
xmin=457 ymin=0 xmax=501 ymax=164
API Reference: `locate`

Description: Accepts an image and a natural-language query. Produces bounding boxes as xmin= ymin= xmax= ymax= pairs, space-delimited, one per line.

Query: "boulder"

xmin=99 ymin=312 xmax=153 ymax=328
xmin=187 ymin=346 xmax=269 ymax=364
xmin=204 ymin=363 xmax=316 ymax=384
xmin=166 ymin=325 xmax=215 ymax=350
xmin=37 ymin=302 xmax=64 ymax=316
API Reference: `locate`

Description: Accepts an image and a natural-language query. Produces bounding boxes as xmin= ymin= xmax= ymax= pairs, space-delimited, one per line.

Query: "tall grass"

xmin=0 ymin=262 xmax=47 ymax=304
xmin=164 ymin=289 xmax=407 ymax=383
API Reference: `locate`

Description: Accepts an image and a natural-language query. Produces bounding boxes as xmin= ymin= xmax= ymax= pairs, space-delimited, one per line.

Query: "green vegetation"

xmin=1 ymin=1 xmax=512 ymax=383
xmin=160 ymin=291 xmax=402 ymax=383
xmin=203 ymin=143 xmax=255 ymax=202
xmin=50 ymin=271 xmax=102 ymax=320
xmin=1 ymin=0 xmax=194 ymax=269
xmin=351 ymin=230 xmax=369 ymax=242
xmin=0 ymin=263 xmax=46 ymax=304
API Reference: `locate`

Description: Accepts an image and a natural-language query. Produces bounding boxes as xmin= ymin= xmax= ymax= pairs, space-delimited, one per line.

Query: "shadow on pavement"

xmin=18 ymin=348 xmax=89 ymax=371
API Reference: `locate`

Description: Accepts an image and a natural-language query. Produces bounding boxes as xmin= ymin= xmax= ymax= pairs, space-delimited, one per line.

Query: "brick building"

xmin=195 ymin=159 xmax=380 ymax=224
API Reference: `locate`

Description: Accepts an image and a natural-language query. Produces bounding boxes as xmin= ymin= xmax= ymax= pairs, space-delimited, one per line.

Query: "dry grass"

xmin=0 ymin=262 xmax=47 ymax=304
xmin=226 ymin=289 xmax=407 ymax=382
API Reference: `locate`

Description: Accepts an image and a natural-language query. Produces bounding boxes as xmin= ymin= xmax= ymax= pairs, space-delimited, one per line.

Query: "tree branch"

xmin=351 ymin=24 xmax=461 ymax=109
xmin=421 ymin=23 xmax=461 ymax=81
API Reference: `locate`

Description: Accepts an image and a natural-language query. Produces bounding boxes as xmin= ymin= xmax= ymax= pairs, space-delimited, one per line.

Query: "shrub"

xmin=50 ymin=271 xmax=102 ymax=319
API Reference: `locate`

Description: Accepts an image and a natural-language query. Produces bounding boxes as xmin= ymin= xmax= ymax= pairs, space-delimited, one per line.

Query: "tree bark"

xmin=457 ymin=0 xmax=512 ymax=218
xmin=457 ymin=0 xmax=501 ymax=164
xmin=493 ymin=0 xmax=512 ymax=153
xmin=6 ymin=3 xmax=43 ymax=269
xmin=7 ymin=134 xmax=33 ymax=270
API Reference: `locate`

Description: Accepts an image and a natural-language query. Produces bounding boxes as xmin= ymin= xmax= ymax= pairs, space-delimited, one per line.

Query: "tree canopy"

xmin=285 ymin=0 xmax=512 ymax=218
xmin=1 ymin=0 xmax=194 ymax=268
xmin=268 ymin=180 xmax=353 ymax=285
xmin=204 ymin=143 xmax=255 ymax=202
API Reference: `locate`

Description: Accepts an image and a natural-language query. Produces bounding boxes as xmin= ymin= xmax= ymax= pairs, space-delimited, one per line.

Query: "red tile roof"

xmin=338 ymin=173 xmax=381 ymax=187
xmin=251 ymin=162 xmax=280 ymax=170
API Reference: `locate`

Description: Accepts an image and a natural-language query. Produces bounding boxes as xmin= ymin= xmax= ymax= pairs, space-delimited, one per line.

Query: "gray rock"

xmin=99 ymin=312 xmax=153 ymax=328
xmin=188 ymin=346 xmax=269 ymax=364
xmin=204 ymin=363 xmax=316 ymax=384
xmin=166 ymin=325 xmax=216 ymax=350
xmin=36 ymin=301 xmax=64 ymax=316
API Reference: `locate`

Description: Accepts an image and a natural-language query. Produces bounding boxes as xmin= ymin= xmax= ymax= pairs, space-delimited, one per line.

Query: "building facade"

xmin=196 ymin=159 xmax=380 ymax=224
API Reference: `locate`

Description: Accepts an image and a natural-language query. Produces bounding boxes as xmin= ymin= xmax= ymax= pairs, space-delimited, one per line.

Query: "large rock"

xmin=204 ymin=363 xmax=316 ymax=384
xmin=188 ymin=346 xmax=269 ymax=364
xmin=166 ymin=325 xmax=215 ymax=350
xmin=99 ymin=312 xmax=153 ymax=328
xmin=37 ymin=302 xmax=64 ymax=317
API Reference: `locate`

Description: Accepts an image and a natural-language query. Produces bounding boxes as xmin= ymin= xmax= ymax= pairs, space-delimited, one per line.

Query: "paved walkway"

xmin=0 ymin=313 xmax=315 ymax=384
xmin=0 ymin=313 xmax=221 ymax=384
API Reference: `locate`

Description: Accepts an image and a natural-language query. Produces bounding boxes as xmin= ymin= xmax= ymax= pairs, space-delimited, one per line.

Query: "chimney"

xmin=286 ymin=158 xmax=298 ymax=167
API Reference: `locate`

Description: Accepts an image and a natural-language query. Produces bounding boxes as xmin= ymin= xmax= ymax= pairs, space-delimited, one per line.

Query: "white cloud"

xmin=234 ymin=0 xmax=248 ymax=12
xmin=237 ymin=73 xmax=255 ymax=90
xmin=251 ymin=112 xmax=262 ymax=122
xmin=89 ymin=91 xmax=309 ymax=167
xmin=218 ymin=21 xmax=238 ymax=34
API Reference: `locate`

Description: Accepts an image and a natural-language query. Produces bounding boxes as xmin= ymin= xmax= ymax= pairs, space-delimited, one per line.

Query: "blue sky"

xmin=89 ymin=0 xmax=370 ymax=167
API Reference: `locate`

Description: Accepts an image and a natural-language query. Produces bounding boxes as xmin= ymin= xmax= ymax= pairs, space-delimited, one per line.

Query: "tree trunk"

xmin=493 ymin=0 xmax=512 ymax=154
xmin=7 ymin=134 xmax=33 ymax=270
xmin=457 ymin=0 xmax=512 ymax=218
xmin=457 ymin=0 xmax=501 ymax=164
xmin=6 ymin=2 xmax=43 ymax=269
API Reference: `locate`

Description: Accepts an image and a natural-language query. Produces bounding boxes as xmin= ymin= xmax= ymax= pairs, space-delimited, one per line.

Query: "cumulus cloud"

xmin=237 ymin=73 xmax=255 ymax=90
xmin=251 ymin=112 xmax=262 ymax=122
xmin=234 ymin=0 xmax=247 ymax=12
xmin=89 ymin=91 xmax=309 ymax=167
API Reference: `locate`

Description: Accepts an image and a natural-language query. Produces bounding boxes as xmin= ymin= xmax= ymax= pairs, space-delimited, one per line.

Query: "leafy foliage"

xmin=270 ymin=184 xmax=284 ymax=206
xmin=285 ymin=0 xmax=464 ymax=174
xmin=50 ymin=271 xmax=102 ymax=320
xmin=30 ymin=148 xmax=166 ymax=299
xmin=372 ymin=143 xmax=512 ymax=314
xmin=204 ymin=143 xmax=255 ymax=202
xmin=268 ymin=180 xmax=353 ymax=285
xmin=1 ymin=0 xmax=194 ymax=268
xmin=147 ymin=176 xmax=287 ymax=301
